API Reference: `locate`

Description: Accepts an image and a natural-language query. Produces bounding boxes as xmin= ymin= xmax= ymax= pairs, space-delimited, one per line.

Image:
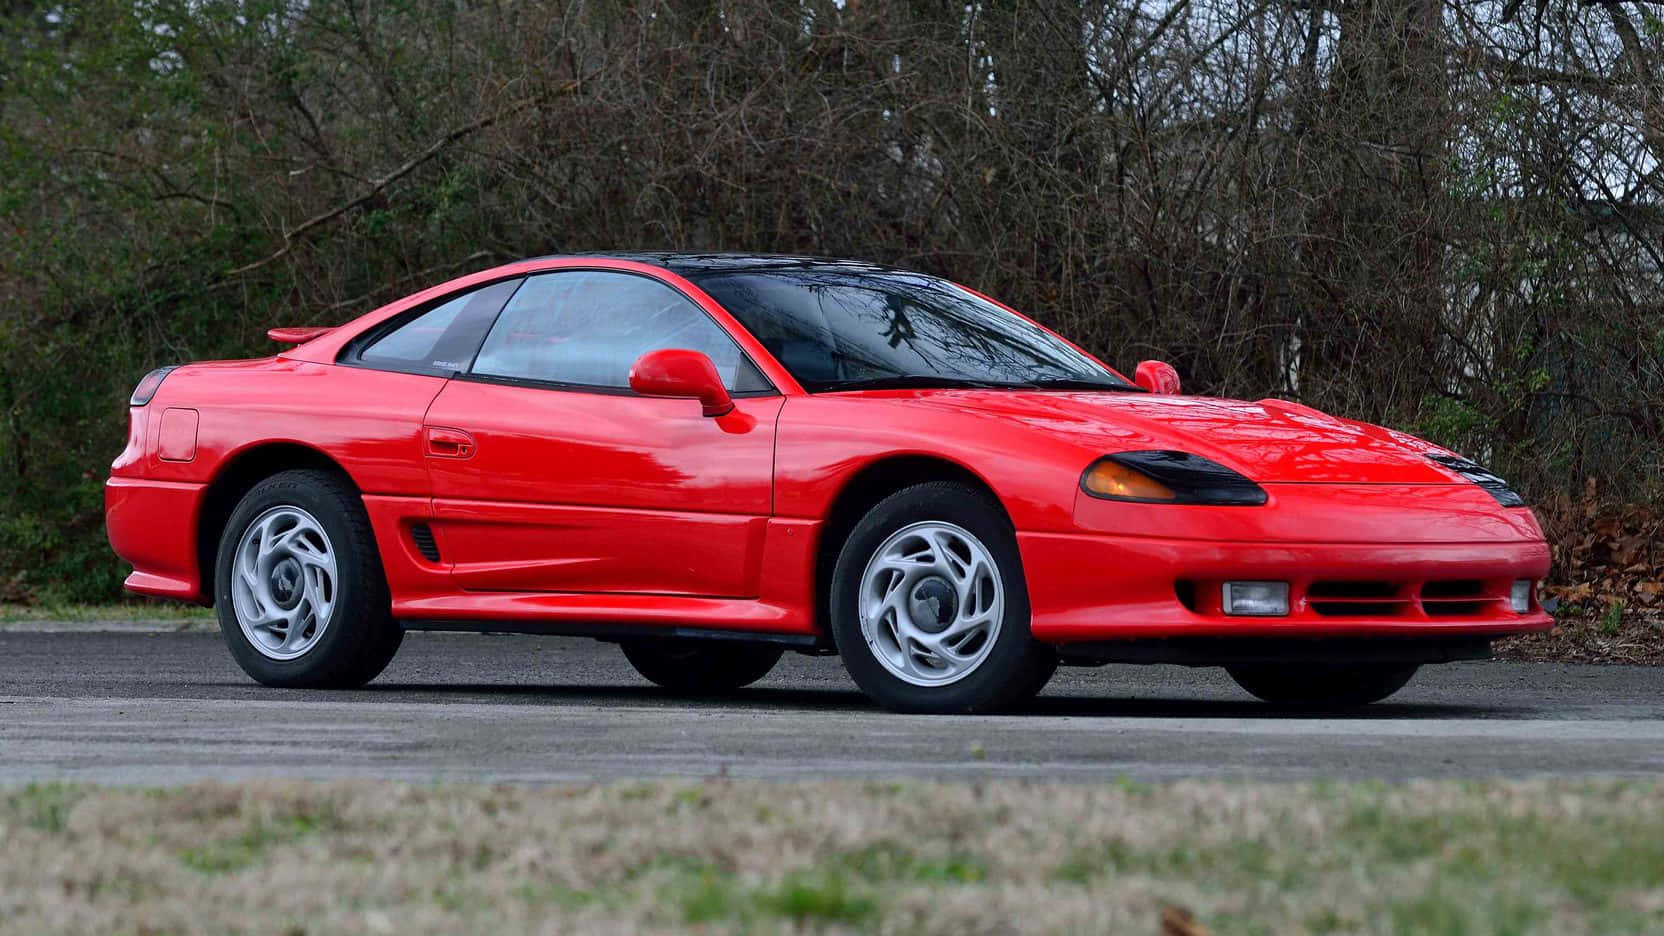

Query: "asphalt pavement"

xmin=2 ymin=630 xmax=1662 ymax=784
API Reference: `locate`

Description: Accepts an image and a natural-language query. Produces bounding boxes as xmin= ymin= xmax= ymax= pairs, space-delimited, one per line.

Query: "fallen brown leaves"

xmin=1495 ymin=609 xmax=1664 ymax=665
xmin=1160 ymin=903 xmax=1215 ymax=936
xmin=1538 ymin=485 xmax=1664 ymax=614
xmin=1499 ymin=486 xmax=1664 ymax=664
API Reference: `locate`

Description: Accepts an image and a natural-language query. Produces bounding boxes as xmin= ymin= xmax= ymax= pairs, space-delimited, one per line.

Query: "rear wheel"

xmin=620 ymin=638 xmax=784 ymax=694
xmin=1226 ymin=663 xmax=1419 ymax=707
xmin=829 ymin=481 xmax=1051 ymax=713
xmin=214 ymin=469 xmax=402 ymax=688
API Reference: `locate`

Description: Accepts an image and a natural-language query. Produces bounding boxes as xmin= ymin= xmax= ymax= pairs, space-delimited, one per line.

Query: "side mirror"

xmin=1134 ymin=360 xmax=1181 ymax=395
xmin=629 ymin=349 xmax=734 ymax=417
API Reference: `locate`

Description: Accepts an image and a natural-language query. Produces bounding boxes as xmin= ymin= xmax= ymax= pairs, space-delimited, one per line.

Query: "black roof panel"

xmin=524 ymin=252 xmax=905 ymax=277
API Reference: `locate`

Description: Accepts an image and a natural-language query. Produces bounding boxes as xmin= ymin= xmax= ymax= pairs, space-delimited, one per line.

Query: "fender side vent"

xmin=410 ymin=523 xmax=441 ymax=562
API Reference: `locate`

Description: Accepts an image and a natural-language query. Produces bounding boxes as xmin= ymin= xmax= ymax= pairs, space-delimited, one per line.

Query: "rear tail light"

xmin=129 ymin=366 xmax=178 ymax=406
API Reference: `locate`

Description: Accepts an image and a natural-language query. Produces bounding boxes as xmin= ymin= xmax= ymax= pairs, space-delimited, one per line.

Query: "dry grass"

xmin=3 ymin=779 xmax=1664 ymax=934
xmin=0 ymin=603 xmax=214 ymax=629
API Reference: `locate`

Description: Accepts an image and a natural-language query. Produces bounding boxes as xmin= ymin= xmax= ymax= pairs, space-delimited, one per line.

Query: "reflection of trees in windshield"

xmin=696 ymin=270 xmax=1125 ymax=391
xmin=880 ymin=292 xmax=915 ymax=350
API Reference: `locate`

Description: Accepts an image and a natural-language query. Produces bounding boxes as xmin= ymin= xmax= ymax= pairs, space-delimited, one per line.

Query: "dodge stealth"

xmin=106 ymin=254 xmax=1551 ymax=712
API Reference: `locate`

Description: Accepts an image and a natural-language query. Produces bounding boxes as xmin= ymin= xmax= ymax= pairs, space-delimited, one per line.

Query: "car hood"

xmin=894 ymin=390 xmax=1458 ymax=484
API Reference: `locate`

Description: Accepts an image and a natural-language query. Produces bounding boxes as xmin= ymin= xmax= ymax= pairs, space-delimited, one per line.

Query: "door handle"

xmin=425 ymin=427 xmax=476 ymax=459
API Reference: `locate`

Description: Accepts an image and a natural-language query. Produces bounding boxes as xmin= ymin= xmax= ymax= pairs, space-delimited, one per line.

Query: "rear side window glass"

xmin=357 ymin=278 xmax=523 ymax=374
xmin=470 ymin=270 xmax=768 ymax=392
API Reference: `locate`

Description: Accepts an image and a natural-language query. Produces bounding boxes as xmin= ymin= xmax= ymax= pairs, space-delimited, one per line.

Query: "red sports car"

xmin=106 ymin=254 xmax=1551 ymax=712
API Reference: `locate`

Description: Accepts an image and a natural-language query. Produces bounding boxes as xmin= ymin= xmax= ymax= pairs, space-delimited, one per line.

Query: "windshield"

xmin=687 ymin=269 xmax=1134 ymax=392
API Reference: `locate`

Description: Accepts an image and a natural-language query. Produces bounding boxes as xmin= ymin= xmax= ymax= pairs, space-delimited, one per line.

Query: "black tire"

xmin=1226 ymin=663 xmax=1419 ymax=708
xmin=214 ymin=468 xmax=402 ymax=688
xmin=828 ymin=481 xmax=1047 ymax=714
xmin=620 ymin=638 xmax=784 ymax=693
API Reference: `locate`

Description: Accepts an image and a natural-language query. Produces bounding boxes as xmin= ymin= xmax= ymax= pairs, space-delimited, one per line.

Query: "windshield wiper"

xmin=1018 ymin=377 xmax=1146 ymax=392
xmin=814 ymin=375 xmax=1145 ymax=393
xmin=818 ymin=375 xmax=1018 ymax=392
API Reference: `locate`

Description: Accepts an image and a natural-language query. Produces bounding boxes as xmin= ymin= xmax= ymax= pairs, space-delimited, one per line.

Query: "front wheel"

xmin=829 ymin=481 xmax=1051 ymax=714
xmin=1226 ymin=663 xmax=1419 ymax=707
xmin=214 ymin=468 xmax=403 ymax=688
xmin=620 ymin=638 xmax=784 ymax=694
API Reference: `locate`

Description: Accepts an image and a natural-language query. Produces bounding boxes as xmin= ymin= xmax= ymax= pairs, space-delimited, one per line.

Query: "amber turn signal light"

xmin=1081 ymin=460 xmax=1178 ymax=501
xmin=1080 ymin=451 xmax=1268 ymax=505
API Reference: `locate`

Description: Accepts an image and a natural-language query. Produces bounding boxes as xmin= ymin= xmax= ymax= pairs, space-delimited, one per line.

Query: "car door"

xmin=422 ymin=268 xmax=784 ymax=598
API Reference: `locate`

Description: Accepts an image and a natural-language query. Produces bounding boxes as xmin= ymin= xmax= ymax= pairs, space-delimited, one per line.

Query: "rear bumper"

xmin=105 ymin=476 xmax=208 ymax=602
xmin=1019 ymin=531 xmax=1553 ymax=643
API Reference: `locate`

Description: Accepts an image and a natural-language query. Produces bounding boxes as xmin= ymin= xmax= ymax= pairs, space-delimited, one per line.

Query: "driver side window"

xmin=469 ymin=270 xmax=769 ymax=392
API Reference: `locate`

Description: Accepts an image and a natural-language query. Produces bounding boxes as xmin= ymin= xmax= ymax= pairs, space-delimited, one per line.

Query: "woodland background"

xmin=0 ymin=0 xmax=1659 ymax=618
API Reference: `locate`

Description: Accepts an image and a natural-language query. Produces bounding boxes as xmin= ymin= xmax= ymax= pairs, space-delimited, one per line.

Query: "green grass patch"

xmin=753 ymin=869 xmax=877 ymax=924
xmin=4 ymin=782 xmax=88 ymax=833
xmin=673 ymin=863 xmax=879 ymax=926
xmin=178 ymin=807 xmax=336 ymax=874
xmin=510 ymin=881 xmax=600 ymax=910
xmin=834 ymin=840 xmax=987 ymax=884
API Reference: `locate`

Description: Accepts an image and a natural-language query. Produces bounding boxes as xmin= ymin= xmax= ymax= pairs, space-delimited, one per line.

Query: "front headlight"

xmin=1426 ymin=453 xmax=1526 ymax=507
xmin=1080 ymin=451 xmax=1267 ymax=506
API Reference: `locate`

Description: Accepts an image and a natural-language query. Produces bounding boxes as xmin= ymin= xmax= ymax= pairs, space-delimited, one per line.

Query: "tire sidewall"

xmin=829 ymin=483 xmax=1034 ymax=713
xmin=215 ymin=472 xmax=378 ymax=684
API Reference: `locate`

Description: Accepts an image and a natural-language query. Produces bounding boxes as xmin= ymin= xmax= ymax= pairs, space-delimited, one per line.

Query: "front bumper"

xmin=1018 ymin=530 xmax=1553 ymax=643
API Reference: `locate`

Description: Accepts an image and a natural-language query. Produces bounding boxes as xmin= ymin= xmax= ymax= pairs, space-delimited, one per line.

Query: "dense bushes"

xmin=1 ymin=1 xmax=1659 ymax=601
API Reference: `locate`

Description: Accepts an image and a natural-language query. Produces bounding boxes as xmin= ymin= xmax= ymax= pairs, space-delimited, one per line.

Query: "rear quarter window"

xmin=352 ymin=278 xmax=523 ymax=375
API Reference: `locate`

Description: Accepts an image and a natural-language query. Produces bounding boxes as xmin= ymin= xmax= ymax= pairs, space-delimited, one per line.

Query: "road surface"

xmin=2 ymin=631 xmax=1661 ymax=784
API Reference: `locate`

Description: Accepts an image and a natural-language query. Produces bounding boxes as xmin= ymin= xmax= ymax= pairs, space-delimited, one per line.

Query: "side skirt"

xmin=399 ymin=618 xmax=831 ymax=651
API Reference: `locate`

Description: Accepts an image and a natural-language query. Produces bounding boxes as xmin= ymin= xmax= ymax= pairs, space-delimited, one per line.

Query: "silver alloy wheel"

xmin=230 ymin=505 xmax=338 ymax=661
xmin=858 ymin=520 xmax=1004 ymax=687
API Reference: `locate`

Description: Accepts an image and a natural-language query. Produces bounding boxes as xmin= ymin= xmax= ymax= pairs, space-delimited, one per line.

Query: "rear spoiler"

xmin=267 ymin=326 xmax=335 ymax=345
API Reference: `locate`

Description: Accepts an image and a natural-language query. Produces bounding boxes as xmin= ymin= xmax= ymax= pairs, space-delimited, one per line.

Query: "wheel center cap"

xmin=908 ymin=577 xmax=957 ymax=633
xmin=270 ymin=558 xmax=303 ymax=609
